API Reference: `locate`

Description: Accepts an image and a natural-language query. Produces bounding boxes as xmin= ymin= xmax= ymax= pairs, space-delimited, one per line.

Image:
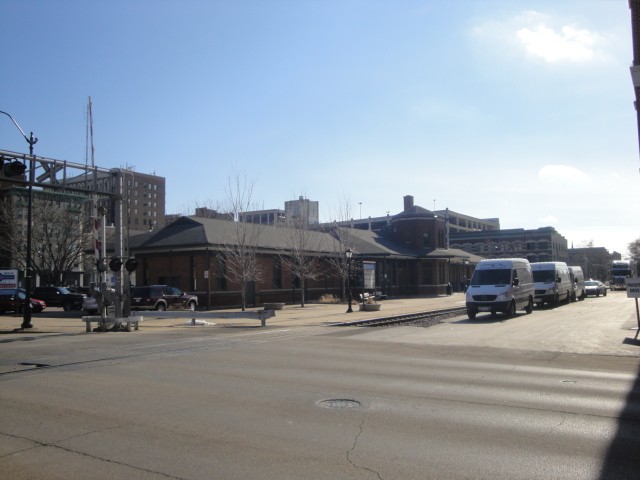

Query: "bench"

xmin=374 ymin=290 xmax=387 ymax=300
xmin=82 ymin=315 xmax=142 ymax=332
xmin=258 ymin=309 xmax=276 ymax=327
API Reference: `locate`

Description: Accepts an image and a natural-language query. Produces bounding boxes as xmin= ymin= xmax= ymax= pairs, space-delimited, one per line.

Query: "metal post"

xmin=21 ymin=135 xmax=36 ymax=329
xmin=346 ymin=250 xmax=353 ymax=313
xmin=114 ymin=171 xmax=124 ymax=318
xmin=0 ymin=111 xmax=37 ymax=329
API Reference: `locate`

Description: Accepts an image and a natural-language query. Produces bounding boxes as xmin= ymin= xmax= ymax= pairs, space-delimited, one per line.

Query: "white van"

xmin=531 ymin=262 xmax=572 ymax=307
xmin=568 ymin=266 xmax=586 ymax=302
xmin=465 ymin=258 xmax=534 ymax=320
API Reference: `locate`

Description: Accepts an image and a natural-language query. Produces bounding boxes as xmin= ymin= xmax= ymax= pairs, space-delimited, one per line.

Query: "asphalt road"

xmin=1 ymin=293 xmax=639 ymax=479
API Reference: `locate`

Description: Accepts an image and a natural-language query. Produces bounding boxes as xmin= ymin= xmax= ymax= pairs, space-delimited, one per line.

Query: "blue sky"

xmin=1 ymin=1 xmax=637 ymax=255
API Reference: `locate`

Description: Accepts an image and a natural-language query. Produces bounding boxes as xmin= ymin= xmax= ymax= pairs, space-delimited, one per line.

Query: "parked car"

xmin=0 ymin=289 xmax=46 ymax=314
xmin=584 ymin=280 xmax=607 ymax=297
xmin=82 ymin=288 xmax=116 ymax=315
xmin=68 ymin=286 xmax=91 ymax=296
xmin=82 ymin=295 xmax=99 ymax=315
xmin=32 ymin=286 xmax=85 ymax=311
xmin=130 ymin=285 xmax=198 ymax=311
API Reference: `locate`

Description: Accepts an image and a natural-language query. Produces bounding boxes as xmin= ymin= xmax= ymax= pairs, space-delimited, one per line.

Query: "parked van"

xmin=568 ymin=266 xmax=586 ymax=302
xmin=465 ymin=258 xmax=534 ymax=320
xmin=531 ymin=262 xmax=572 ymax=307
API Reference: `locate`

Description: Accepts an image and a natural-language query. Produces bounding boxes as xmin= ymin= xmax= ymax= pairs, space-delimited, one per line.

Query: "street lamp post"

xmin=346 ymin=249 xmax=353 ymax=313
xmin=0 ymin=110 xmax=37 ymax=329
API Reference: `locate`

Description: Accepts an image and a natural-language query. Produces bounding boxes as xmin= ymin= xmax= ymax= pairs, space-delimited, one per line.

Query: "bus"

xmin=609 ymin=260 xmax=637 ymax=290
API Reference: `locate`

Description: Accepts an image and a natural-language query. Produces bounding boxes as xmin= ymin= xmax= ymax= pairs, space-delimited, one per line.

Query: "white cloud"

xmin=471 ymin=10 xmax=607 ymax=65
xmin=538 ymin=164 xmax=589 ymax=184
xmin=516 ymin=24 xmax=599 ymax=63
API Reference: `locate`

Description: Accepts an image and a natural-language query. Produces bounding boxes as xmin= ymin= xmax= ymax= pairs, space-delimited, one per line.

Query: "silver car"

xmin=584 ymin=280 xmax=607 ymax=297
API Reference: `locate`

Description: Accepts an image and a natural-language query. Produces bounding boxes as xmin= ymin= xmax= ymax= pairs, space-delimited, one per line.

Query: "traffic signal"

xmin=96 ymin=258 xmax=107 ymax=272
xmin=109 ymin=256 xmax=123 ymax=272
xmin=124 ymin=257 xmax=138 ymax=273
xmin=2 ymin=160 xmax=26 ymax=177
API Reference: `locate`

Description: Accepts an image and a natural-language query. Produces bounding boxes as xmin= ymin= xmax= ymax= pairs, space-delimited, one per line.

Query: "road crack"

xmin=0 ymin=430 xmax=187 ymax=479
xmin=346 ymin=418 xmax=383 ymax=480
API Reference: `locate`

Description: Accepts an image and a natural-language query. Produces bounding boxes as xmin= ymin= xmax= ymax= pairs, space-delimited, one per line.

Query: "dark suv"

xmin=130 ymin=285 xmax=198 ymax=311
xmin=32 ymin=286 xmax=85 ymax=311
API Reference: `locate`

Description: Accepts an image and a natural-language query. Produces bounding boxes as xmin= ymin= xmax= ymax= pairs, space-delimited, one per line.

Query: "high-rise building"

xmin=65 ymin=169 xmax=166 ymax=232
xmin=285 ymin=196 xmax=319 ymax=225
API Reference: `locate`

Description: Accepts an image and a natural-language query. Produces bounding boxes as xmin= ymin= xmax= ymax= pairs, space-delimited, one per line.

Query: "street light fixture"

xmin=0 ymin=110 xmax=37 ymax=329
xmin=346 ymin=249 xmax=353 ymax=313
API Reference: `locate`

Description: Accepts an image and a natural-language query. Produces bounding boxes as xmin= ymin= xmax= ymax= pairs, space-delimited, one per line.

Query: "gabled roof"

xmin=134 ymin=216 xmax=338 ymax=254
xmin=131 ymin=216 xmax=478 ymax=262
xmin=345 ymin=228 xmax=417 ymax=259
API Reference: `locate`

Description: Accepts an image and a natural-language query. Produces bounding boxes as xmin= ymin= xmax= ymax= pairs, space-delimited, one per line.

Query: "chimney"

xmin=403 ymin=195 xmax=414 ymax=212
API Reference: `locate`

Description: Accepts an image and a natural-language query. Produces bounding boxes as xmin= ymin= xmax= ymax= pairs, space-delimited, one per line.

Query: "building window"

xmin=422 ymin=263 xmax=432 ymax=284
xmin=273 ymin=257 xmax=282 ymax=289
xmin=423 ymin=233 xmax=431 ymax=248
xmin=216 ymin=256 xmax=227 ymax=290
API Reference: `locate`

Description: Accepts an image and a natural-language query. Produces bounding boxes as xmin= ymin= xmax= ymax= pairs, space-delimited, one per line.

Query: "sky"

xmin=1 ymin=0 xmax=638 ymax=256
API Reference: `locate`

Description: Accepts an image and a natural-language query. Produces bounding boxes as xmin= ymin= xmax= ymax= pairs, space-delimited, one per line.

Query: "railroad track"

xmin=330 ymin=306 xmax=467 ymax=328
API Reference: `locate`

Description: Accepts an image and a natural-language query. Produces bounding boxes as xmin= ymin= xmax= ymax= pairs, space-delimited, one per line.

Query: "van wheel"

xmin=506 ymin=301 xmax=516 ymax=318
xmin=467 ymin=310 xmax=476 ymax=320
xmin=525 ymin=298 xmax=533 ymax=314
xmin=571 ymin=292 xmax=577 ymax=302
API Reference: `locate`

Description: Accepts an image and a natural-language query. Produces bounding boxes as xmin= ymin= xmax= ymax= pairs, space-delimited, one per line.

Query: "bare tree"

xmin=0 ymin=193 xmax=92 ymax=285
xmin=629 ymin=238 xmax=640 ymax=265
xmin=177 ymin=198 xmax=226 ymax=218
xmin=324 ymin=195 xmax=359 ymax=302
xmin=279 ymin=214 xmax=323 ymax=308
xmin=219 ymin=170 xmax=264 ymax=311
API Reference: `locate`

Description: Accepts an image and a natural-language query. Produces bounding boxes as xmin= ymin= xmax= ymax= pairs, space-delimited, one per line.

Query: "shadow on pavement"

xmin=599 ymin=359 xmax=640 ymax=479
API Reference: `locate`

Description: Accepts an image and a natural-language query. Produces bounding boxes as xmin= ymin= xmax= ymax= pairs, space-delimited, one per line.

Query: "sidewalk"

xmin=0 ymin=294 xmax=467 ymax=334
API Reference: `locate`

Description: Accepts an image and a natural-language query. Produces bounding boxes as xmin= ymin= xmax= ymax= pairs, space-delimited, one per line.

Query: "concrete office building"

xmin=285 ymin=196 xmax=319 ymax=225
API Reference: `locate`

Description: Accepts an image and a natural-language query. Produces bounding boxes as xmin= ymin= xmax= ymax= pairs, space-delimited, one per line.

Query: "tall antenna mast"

xmin=86 ymin=97 xmax=105 ymax=284
xmin=88 ymin=97 xmax=95 ymax=167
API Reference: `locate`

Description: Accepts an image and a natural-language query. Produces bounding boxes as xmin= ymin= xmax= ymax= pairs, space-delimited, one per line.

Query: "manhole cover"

xmin=316 ymin=399 xmax=360 ymax=409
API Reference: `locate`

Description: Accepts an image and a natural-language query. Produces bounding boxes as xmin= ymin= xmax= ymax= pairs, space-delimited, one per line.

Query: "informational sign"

xmin=626 ymin=277 xmax=640 ymax=340
xmin=0 ymin=269 xmax=18 ymax=290
xmin=626 ymin=277 xmax=640 ymax=298
xmin=363 ymin=261 xmax=376 ymax=289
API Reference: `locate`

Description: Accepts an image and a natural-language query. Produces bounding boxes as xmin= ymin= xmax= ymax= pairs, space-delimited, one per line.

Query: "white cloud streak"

xmin=516 ymin=24 xmax=599 ymax=63
xmin=538 ymin=164 xmax=589 ymax=184
xmin=472 ymin=10 xmax=608 ymax=65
